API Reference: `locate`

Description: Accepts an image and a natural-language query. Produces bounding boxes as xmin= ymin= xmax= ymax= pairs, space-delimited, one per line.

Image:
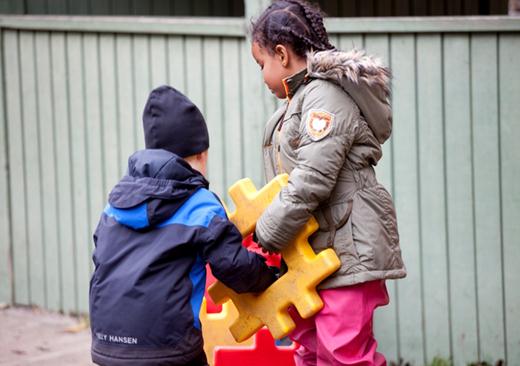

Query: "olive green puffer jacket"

xmin=255 ymin=49 xmax=406 ymax=289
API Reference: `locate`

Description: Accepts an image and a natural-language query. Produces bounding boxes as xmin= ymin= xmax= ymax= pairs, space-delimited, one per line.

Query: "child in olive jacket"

xmin=89 ymin=85 xmax=276 ymax=366
xmin=251 ymin=1 xmax=406 ymax=365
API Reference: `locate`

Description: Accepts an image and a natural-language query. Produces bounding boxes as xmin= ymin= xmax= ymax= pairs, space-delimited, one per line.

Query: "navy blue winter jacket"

xmin=89 ymin=149 xmax=276 ymax=366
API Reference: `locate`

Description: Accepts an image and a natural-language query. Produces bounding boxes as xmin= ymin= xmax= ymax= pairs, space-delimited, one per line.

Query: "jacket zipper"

xmin=275 ymin=102 xmax=290 ymax=174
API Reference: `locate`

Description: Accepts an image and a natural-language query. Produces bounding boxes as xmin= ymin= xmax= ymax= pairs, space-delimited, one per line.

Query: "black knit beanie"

xmin=143 ymin=85 xmax=209 ymax=158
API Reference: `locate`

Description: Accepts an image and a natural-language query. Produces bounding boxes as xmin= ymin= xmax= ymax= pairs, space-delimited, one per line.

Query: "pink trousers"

xmin=289 ymin=280 xmax=389 ymax=366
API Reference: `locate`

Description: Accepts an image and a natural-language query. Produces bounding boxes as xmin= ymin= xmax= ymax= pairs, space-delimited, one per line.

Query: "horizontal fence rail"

xmin=2 ymin=15 xmax=520 ymax=34
xmin=0 ymin=15 xmax=519 ymax=366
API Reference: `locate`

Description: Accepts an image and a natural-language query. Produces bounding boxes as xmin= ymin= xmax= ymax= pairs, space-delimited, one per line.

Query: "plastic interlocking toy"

xmin=208 ymin=174 xmax=341 ymax=342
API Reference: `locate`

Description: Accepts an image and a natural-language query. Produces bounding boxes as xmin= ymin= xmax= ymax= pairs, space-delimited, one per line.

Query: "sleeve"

xmin=199 ymin=213 xmax=277 ymax=293
xmin=255 ymin=81 xmax=357 ymax=252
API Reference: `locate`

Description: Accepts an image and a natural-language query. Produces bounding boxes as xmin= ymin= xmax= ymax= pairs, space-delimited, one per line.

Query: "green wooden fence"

xmin=0 ymin=11 xmax=519 ymax=366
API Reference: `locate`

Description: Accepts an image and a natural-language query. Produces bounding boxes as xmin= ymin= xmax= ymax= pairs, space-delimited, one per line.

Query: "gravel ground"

xmin=0 ymin=305 xmax=93 ymax=366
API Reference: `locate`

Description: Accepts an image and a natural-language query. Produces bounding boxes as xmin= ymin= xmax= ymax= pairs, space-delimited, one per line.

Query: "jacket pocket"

xmin=334 ymin=211 xmax=360 ymax=275
xmin=375 ymin=184 xmax=400 ymax=249
xmin=314 ymin=200 xmax=360 ymax=274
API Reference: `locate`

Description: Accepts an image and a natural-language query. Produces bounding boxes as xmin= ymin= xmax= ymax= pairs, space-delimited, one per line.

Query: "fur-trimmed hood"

xmin=307 ymin=49 xmax=392 ymax=144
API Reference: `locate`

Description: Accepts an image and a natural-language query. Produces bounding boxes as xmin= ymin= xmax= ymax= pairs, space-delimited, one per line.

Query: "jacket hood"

xmin=106 ymin=149 xmax=209 ymax=230
xmin=307 ymin=49 xmax=392 ymax=144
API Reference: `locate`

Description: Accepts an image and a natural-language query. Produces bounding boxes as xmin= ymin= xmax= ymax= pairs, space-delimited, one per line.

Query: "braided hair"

xmin=251 ymin=0 xmax=335 ymax=58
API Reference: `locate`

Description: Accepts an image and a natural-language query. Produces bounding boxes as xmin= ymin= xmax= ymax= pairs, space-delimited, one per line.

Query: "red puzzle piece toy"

xmin=214 ymin=328 xmax=297 ymax=366
xmin=242 ymin=233 xmax=281 ymax=268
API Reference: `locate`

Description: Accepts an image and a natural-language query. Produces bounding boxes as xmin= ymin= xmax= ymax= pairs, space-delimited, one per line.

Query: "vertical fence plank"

xmin=365 ymin=33 xmax=399 ymax=363
xmin=167 ymin=36 xmax=187 ymax=93
xmin=19 ymin=31 xmax=46 ymax=308
xmin=66 ymin=33 xmax=90 ymax=313
xmin=471 ymin=33 xmax=506 ymax=363
xmin=184 ymin=37 xmax=205 ymax=116
xmin=83 ymin=34 xmax=104 ymax=274
xmin=35 ymin=31 xmax=61 ymax=311
xmin=132 ymin=35 xmax=151 ymax=151
xmin=203 ymin=37 xmax=225 ymax=198
xmin=499 ymin=33 xmax=520 ymax=366
xmin=365 ymin=34 xmax=392 ymax=191
xmin=4 ymin=30 xmax=30 ymax=305
xmin=99 ymin=34 xmax=122 ymax=190
xmin=261 ymin=79 xmax=279 ymax=142
xmin=115 ymin=35 xmax=136 ymax=173
xmin=0 ymin=28 xmax=12 ymax=305
xmin=391 ymin=33 xmax=424 ymax=365
xmin=338 ymin=33 xmax=363 ymax=50
xmin=221 ymin=38 xmax=243 ymax=195
xmin=150 ymin=35 xmax=168 ymax=87
xmin=416 ymin=33 xmax=451 ymax=363
xmin=329 ymin=34 xmax=340 ymax=49
xmin=240 ymin=39 xmax=264 ymax=188
xmin=443 ymin=34 xmax=479 ymax=365
xmin=51 ymin=32 xmax=77 ymax=313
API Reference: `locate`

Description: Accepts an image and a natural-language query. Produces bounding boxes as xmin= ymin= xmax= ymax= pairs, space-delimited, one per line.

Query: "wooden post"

xmin=0 ymin=27 xmax=13 ymax=305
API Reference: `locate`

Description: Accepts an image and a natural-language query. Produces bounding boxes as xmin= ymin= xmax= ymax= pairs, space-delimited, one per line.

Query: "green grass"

xmin=428 ymin=357 xmax=452 ymax=366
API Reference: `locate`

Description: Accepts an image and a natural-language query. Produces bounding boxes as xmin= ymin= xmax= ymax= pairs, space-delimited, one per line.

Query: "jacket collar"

xmin=282 ymin=68 xmax=309 ymax=100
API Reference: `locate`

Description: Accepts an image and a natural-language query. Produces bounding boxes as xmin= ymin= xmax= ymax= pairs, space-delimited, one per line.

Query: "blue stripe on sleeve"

xmin=189 ymin=255 xmax=206 ymax=330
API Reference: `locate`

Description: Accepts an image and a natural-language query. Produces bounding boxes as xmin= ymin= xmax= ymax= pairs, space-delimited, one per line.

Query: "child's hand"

xmin=268 ymin=266 xmax=281 ymax=279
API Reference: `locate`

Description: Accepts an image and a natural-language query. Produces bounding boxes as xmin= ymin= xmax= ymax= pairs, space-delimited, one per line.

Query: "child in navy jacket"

xmin=89 ymin=85 xmax=277 ymax=366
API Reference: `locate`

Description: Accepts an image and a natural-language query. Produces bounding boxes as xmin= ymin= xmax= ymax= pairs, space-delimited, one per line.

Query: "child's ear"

xmin=274 ymin=44 xmax=289 ymax=68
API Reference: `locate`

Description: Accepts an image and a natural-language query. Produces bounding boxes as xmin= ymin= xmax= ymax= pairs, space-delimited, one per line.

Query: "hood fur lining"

xmin=307 ymin=49 xmax=391 ymax=97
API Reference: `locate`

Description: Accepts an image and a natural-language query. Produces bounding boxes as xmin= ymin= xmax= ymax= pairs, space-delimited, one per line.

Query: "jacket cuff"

xmin=255 ymin=211 xmax=290 ymax=253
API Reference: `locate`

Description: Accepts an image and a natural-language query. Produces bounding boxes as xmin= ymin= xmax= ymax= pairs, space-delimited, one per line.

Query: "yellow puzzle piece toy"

xmin=208 ymin=174 xmax=341 ymax=342
xmin=200 ymin=298 xmax=254 ymax=366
